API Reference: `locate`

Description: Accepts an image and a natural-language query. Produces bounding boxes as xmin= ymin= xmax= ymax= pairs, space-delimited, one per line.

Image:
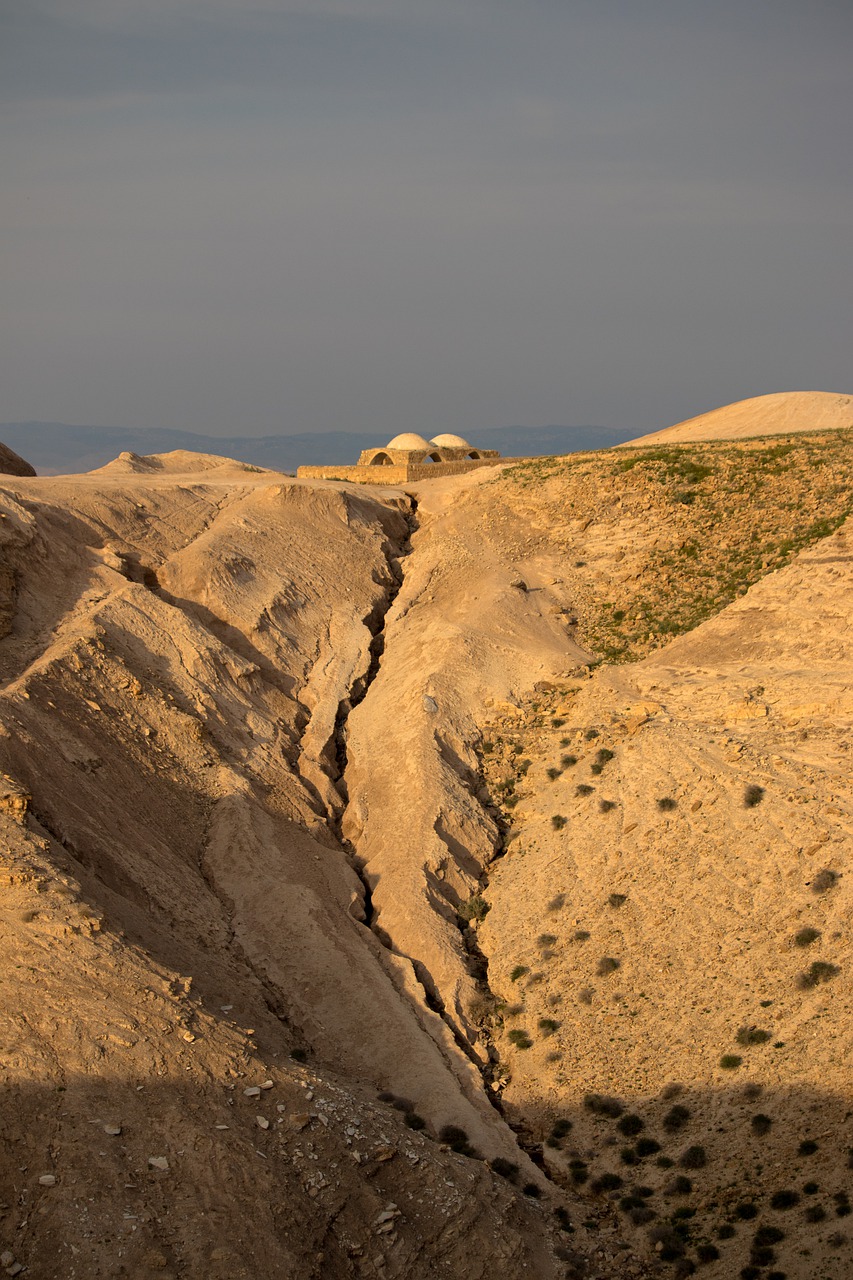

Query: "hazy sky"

xmin=2 ymin=0 xmax=851 ymax=438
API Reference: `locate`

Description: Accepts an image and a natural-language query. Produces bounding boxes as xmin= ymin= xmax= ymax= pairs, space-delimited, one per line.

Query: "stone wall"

xmin=296 ymin=458 xmax=504 ymax=484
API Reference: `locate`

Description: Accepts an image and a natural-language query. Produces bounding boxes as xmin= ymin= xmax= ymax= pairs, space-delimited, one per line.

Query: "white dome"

xmin=386 ymin=433 xmax=432 ymax=450
xmin=429 ymin=434 xmax=471 ymax=448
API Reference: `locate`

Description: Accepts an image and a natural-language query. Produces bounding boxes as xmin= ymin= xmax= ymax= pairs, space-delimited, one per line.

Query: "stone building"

xmin=297 ymin=433 xmax=501 ymax=484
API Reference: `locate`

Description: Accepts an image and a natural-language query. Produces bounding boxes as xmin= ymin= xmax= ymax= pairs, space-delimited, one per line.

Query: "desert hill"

xmin=0 ymin=442 xmax=35 ymax=477
xmin=625 ymin=390 xmax=853 ymax=446
xmin=0 ymin=413 xmax=851 ymax=1278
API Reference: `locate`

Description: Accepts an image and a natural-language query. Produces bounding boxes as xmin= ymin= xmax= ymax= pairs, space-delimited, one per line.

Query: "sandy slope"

xmin=624 ymin=389 xmax=853 ymax=446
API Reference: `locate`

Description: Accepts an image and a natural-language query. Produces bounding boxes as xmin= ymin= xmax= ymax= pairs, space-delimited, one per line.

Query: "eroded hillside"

xmin=1 ymin=424 xmax=851 ymax=1280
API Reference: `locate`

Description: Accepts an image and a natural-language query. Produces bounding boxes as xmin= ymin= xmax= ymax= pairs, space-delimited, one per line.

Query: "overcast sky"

xmin=2 ymin=0 xmax=851 ymax=438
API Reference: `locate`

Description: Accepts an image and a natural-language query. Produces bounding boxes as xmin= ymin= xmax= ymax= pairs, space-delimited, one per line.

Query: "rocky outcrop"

xmin=0 ymin=441 xmax=36 ymax=476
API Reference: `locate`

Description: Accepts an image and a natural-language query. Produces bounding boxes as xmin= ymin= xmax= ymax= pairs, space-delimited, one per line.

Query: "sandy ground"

xmin=624 ymin=389 xmax=853 ymax=445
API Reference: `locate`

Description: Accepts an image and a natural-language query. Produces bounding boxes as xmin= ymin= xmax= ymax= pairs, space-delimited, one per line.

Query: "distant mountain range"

xmin=0 ymin=422 xmax=638 ymax=475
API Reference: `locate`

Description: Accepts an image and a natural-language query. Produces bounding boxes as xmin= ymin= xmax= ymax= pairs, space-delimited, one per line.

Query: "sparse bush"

xmin=597 ymin=956 xmax=621 ymax=976
xmin=697 ymin=1243 xmax=720 ymax=1263
xmin=811 ymin=867 xmax=839 ymax=892
xmin=798 ymin=1139 xmax=818 ymax=1156
xmin=537 ymin=932 xmax=557 ymax=947
xmin=657 ymin=797 xmax=677 ymax=811
xmin=617 ymin=1114 xmax=644 ymax=1137
xmin=576 ymin=784 xmax=594 ymax=797
xmin=290 ymin=1047 xmax=308 ymax=1062
xmin=596 ymin=747 xmax=615 ymax=765
xmin=662 ymin=1082 xmax=684 ymax=1099
xmin=798 ymin=960 xmax=840 ymax=989
xmin=720 ymin=1054 xmax=743 ymax=1070
xmin=377 ymin=1090 xmax=396 ymax=1103
xmin=743 ymin=785 xmax=765 ymax=808
xmin=769 ymin=1190 xmax=800 ymax=1210
xmin=753 ymin=1226 xmax=784 ymax=1246
xmin=805 ymin=1204 xmax=826 ymax=1223
xmin=608 ymin=892 xmax=627 ymax=907
xmin=547 ymin=767 xmax=562 ymax=781
xmin=551 ymin=1118 xmax=572 ymax=1139
xmin=751 ymin=1114 xmax=773 ymax=1135
xmin=458 ymin=894 xmax=490 ymax=923
xmin=590 ymin=763 xmax=603 ymax=776
xmin=590 ymin=1172 xmax=623 ymax=1193
xmin=794 ymin=926 xmax=821 ymax=947
xmin=680 ymin=1145 xmax=707 ymax=1169
xmin=572 ymin=929 xmax=590 ymax=942
xmin=507 ymin=1029 xmax=533 ymax=1050
xmin=551 ymin=717 xmax=565 ymax=728
xmin=561 ymin=754 xmax=578 ymax=768
xmin=584 ymin=1093 xmax=624 ymax=1118
xmin=736 ymin=1026 xmax=771 ymax=1046
xmin=751 ymin=1247 xmax=776 ymax=1267
xmin=717 ymin=1223 xmax=736 ymax=1239
xmin=663 ymin=1105 xmax=691 ymax=1132
xmin=551 ymin=814 xmax=567 ymax=830
xmin=599 ymin=799 xmax=617 ymax=812
xmin=547 ymin=893 xmax=566 ymax=911
xmin=490 ymin=1156 xmax=518 ymax=1181
xmin=656 ymin=1156 xmax=675 ymax=1168
xmin=665 ymin=1175 xmax=693 ymax=1195
xmin=404 ymin=1112 xmax=426 ymax=1129
xmin=538 ymin=1018 xmax=560 ymax=1036
xmin=636 ymin=1137 xmax=661 ymax=1157
xmin=509 ymin=964 xmax=528 ymax=982
xmin=735 ymin=1202 xmax=758 ymax=1220
xmin=803 ymin=1181 xmax=819 ymax=1194
xmin=584 ymin=728 xmax=599 ymax=741
xmin=391 ymin=1096 xmax=415 ymax=1112
xmin=578 ymin=986 xmax=594 ymax=1005
xmin=569 ymin=1160 xmax=589 ymax=1185
xmin=522 ymin=1182 xmax=541 ymax=1198
xmin=620 ymin=1146 xmax=639 ymax=1165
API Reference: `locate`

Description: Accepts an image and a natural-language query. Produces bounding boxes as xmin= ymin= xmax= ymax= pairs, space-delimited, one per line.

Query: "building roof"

xmin=429 ymin=434 xmax=471 ymax=448
xmin=385 ymin=433 xmax=432 ymax=450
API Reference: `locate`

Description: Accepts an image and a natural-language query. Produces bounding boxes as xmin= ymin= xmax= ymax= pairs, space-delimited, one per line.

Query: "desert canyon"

xmin=1 ymin=390 xmax=852 ymax=1280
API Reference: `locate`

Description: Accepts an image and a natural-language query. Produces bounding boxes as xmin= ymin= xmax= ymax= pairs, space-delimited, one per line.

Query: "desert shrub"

xmin=665 ymin=1176 xmax=693 ymax=1196
xmin=538 ymin=1017 xmax=560 ymax=1036
xmin=608 ymin=892 xmax=627 ymax=907
xmin=736 ymin=1026 xmax=771 ymax=1046
xmin=596 ymin=747 xmax=615 ymax=764
xmin=617 ymin=1114 xmax=645 ymax=1137
xmin=576 ymin=783 xmax=594 ymax=797
xmin=507 ymin=1029 xmax=533 ymax=1050
xmin=751 ymin=1114 xmax=773 ymax=1135
xmin=636 ymin=1137 xmax=661 ymax=1157
xmin=673 ymin=1206 xmax=695 ymax=1220
xmin=751 ymin=1247 xmax=776 ymax=1266
xmin=804 ymin=1204 xmax=826 ymax=1223
xmin=770 ymin=1189 xmax=800 ymax=1210
xmin=717 ymin=1223 xmax=736 ymax=1239
xmin=584 ymin=1093 xmax=624 ymax=1118
xmin=663 ymin=1105 xmax=691 ymax=1132
xmin=798 ymin=1139 xmax=818 ymax=1156
xmin=584 ymin=728 xmax=599 ymax=740
xmin=798 ymin=960 xmax=840 ymax=989
xmin=509 ymin=964 xmax=528 ymax=981
xmin=404 ymin=1112 xmax=426 ymax=1129
xmin=490 ymin=1156 xmax=518 ymax=1181
xmin=554 ymin=1206 xmax=572 ymax=1232
xmin=569 ymin=1162 xmax=589 ymax=1185
xmin=794 ymin=926 xmax=821 ymax=947
xmin=656 ymin=1156 xmax=675 ymax=1168
xmin=551 ymin=717 xmax=565 ymax=728
xmin=572 ymin=929 xmax=590 ymax=942
xmin=835 ymin=1192 xmax=851 ymax=1217
xmin=630 ymin=1205 xmax=656 ymax=1226
xmin=551 ymin=814 xmax=567 ymax=830
xmin=620 ymin=1147 xmax=639 ymax=1165
xmin=537 ymin=933 xmax=558 ymax=948
xmin=578 ymin=986 xmax=595 ymax=1004
xmin=680 ymin=1145 xmax=707 ymax=1169
xmin=590 ymin=763 xmax=603 ymax=776
xmin=661 ymin=1082 xmax=684 ymax=1099
xmin=547 ymin=893 xmax=566 ymax=911
xmin=458 ymin=894 xmax=490 ymax=923
xmin=803 ymin=1181 xmax=819 ymax=1194
xmin=811 ymin=868 xmax=839 ymax=893
xmin=719 ymin=1054 xmax=743 ymax=1070
xmin=551 ymin=1118 xmax=572 ymax=1139
xmin=290 ymin=1047 xmax=308 ymax=1062
xmin=561 ymin=754 xmax=578 ymax=768
xmin=743 ymin=785 xmax=765 ymax=807
xmin=636 ymin=1185 xmax=655 ymax=1198
xmin=740 ymin=1267 xmax=760 ymax=1280
xmin=391 ymin=1096 xmax=415 ymax=1111
xmin=547 ymin=767 xmax=562 ymax=781
xmin=736 ymin=1202 xmax=758 ymax=1220
xmin=753 ymin=1226 xmax=784 ymax=1246
xmin=377 ymin=1090 xmax=396 ymax=1103
xmin=597 ymin=956 xmax=621 ymax=976
xmin=599 ymin=799 xmax=617 ymax=812
xmin=439 ymin=1124 xmax=469 ymax=1147
xmin=522 ymin=1182 xmax=541 ymax=1197
xmin=697 ymin=1243 xmax=720 ymax=1263
xmin=590 ymin=1172 xmax=623 ymax=1193
xmin=657 ymin=797 xmax=677 ymax=811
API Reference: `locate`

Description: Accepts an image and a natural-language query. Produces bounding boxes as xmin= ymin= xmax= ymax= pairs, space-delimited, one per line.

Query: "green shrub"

xmin=508 ymin=1029 xmax=533 ymax=1049
xmin=811 ymin=868 xmax=839 ymax=893
xmin=794 ymin=927 xmax=821 ymax=947
xmin=458 ymin=894 xmax=490 ymax=923
xmin=720 ymin=1054 xmax=743 ymax=1070
xmin=797 ymin=960 xmax=840 ymax=989
xmin=736 ymin=1026 xmax=771 ymax=1046
xmin=509 ymin=964 xmax=529 ymax=982
xmin=561 ymin=754 xmax=578 ymax=768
